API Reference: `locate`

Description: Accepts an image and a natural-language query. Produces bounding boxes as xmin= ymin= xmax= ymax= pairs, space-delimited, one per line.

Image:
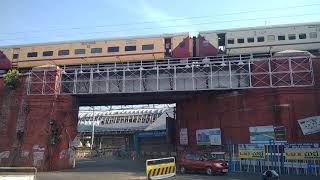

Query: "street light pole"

xmin=91 ymin=106 xmax=95 ymax=150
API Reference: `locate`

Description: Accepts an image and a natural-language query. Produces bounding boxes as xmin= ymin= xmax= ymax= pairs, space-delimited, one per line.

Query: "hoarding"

xmin=179 ymin=128 xmax=188 ymax=145
xmin=298 ymin=116 xmax=320 ymax=135
xmin=249 ymin=125 xmax=275 ymax=144
xmin=238 ymin=144 xmax=265 ymax=159
xmin=285 ymin=143 xmax=320 ymax=160
xmin=196 ymin=128 xmax=221 ymax=145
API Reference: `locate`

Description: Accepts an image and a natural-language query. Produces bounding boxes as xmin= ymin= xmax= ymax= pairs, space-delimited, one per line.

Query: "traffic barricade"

xmin=0 ymin=167 xmax=37 ymax=180
xmin=146 ymin=157 xmax=176 ymax=180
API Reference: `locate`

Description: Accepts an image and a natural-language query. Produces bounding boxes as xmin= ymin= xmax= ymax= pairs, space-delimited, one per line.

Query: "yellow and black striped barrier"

xmin=146 ymin=157 xmax=176 ymax=180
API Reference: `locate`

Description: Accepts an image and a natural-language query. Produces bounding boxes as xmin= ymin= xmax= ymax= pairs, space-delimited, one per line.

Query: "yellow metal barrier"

xmin=146 ymin=157 xmax=176 ymax=180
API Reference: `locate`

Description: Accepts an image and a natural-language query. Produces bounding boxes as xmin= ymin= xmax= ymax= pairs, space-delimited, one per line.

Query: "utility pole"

xmin=91 ymin=106 xmax=95 ymax=150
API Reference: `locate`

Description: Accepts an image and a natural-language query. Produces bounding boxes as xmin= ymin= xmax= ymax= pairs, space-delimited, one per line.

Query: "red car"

xmin=179 ymin=153 xmax=228 ymax=175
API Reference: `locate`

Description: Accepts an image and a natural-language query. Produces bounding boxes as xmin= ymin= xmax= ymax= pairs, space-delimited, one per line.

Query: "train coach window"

xmin=247 ymin=37 xmax=254 ymax=43
xmin=278 ymin=35 xmax=286 ymax=41
xmin=203 ymin=40 xmax=210 ymax=47
xmin=227 ymin=39 xmax=234 ymax=44
xmin=108 ymin=46 xmax=119 ymax=52
xmin=91 ymin=48 xmax=102 ymax=53
xmin=43 ymin=51 xmax=53 ymax=56
xmin=27 ymin=52 xmax=38 ymax=58
xmin=75 ymin=49 xmax=86 ymax=54
xmin=58 ymin=50 xmax=70 ymax=56
xmin=179 ymin=42 xmax=186 ymax=48
xmin=267 ymin=35 xmax=275 ymax=42
xmin=310 ymin=32 xmax=317 ymax=39
xmin=125 ymin=45 xmax=136 ymax=51
xmin=142 ymin=44 xmax=154 ymax=50
xmin=13 ymin=54 xmax=19 ymax=59
xmin=237 ymin=38 xmax=244 ymax=43
xmin=299 ymin=33 xmax=307 ymax=39
xmin=288 ymin=34 xmax=296 ymax=40
xmin=257 ymin=36 xmax=265 ymax=42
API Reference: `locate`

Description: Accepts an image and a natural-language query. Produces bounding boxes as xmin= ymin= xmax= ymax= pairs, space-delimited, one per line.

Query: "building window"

xmin=43 ymin=51 xmax=53 ymax=56
xmin=142 ymin=44 xmax=155 ymax=50
xmin=310 ymin=32 xmax=317 ymax=39
xmin=75 ymin=49 xmax=86 ymax=54
xmin=257 ymin=36 xmax=265 ymax=42
xmin=58 ymin=50 xmax=69 ymax=56
xmin=108 ymin=47 xmax=119 ymax=52
xmin=288 ymin=34 xmax=296 ymax=40
xmin=91 ymin=48 xmax=102 ymax=53
xmin=278 ymin=35 xmax=286 ymax=41
xmin=267 ymin=35 xmax=275 ymax=42
xmin=13 ymin=54 xmax=19 ymax=59
xmin=237 ymin=38 xmax=244 ymax=43
xmin=125 ymin=45 xmax=136 ymax=51
xmin=27 ymin=52 xmax=38 ymax=58
xmin=227 ymin=39 xmax=234 ymax=44
xmin=247 ymin=37 xmax=254 ymax=43
xmin=299 ymin=33 xmax=307 ymax=39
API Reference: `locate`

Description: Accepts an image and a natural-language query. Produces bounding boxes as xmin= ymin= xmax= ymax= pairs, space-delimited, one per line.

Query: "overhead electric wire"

xmin=0 ymin=3 xmax=319 ymax=36
xmin=0 ymin=12 xmax=319 ymax=44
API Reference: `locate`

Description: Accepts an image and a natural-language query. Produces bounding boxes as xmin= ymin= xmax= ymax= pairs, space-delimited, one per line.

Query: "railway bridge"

xmin=0 ymin=54 xmax=320 ymax=171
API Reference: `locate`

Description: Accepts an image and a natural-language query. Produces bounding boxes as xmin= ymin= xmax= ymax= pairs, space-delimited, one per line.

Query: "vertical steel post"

xmin=210 ymin=64 xmax=213 ymax=89
xmin=123 ymin=68 xmax=126 ymax=93
xmin=91 ymin=106 xmax=95 ymax=150
xmin=156 ymin=66 xmax=159 ymax=91
xmin=89 ymin=68 xmax=93 ymax=93
xmin=106 ymin=68 xmax=109 ymax=93
xmin=73 ymin=70 xmax=77 ymax=94
xmin=248 ymin=59 xmax=252 ymax=88
xmin=174 ymin=65 xmax=177 ymax=90
xmin=139 ymin=67 xmax=142 ymax=92
xmin=288 ymin=57 xmax=294 ymax=86
xmin=268 ymin=58 xmax=273 ymax=87
xmin=192 ymin=65 xmax=195 ymax=90
xmin=309 ymin=56 xmax=314 ymax=86
xmin=229 ymin=61 xmax=232 ymax=88
xmin=42 ymin=71 xmax=46 ymax=95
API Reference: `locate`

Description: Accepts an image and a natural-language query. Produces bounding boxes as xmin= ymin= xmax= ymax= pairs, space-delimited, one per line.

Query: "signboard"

xmin=298 ymin=116 xmax=320 ymax=135
xmin=274 ymin=126 xmax=286 ymax=141
xmin=239 ymin=144 xmax=265 ymax=159
xmin=249 ymin=125 xmax=275 ymax=144
xmin=179 ymin=128 xmax=188 ymax=145
xmin=196 ymin=128 xmax=221 ymax=145
xmin=285 ymin=143 xmax=320 ymax=160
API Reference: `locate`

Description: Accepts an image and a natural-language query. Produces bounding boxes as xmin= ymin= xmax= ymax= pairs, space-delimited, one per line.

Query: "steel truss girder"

xmin=26 ymin=56 xmax=314 ymax=95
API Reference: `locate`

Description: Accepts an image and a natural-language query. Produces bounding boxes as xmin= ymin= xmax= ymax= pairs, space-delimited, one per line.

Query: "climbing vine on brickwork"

xmin=4 ymin=69 xmax=20 ymax=89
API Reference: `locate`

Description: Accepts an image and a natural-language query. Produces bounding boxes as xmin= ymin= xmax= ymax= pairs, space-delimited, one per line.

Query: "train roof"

xmin=0 ymin=32 xmax=190 ymax=49
xmin=199 ymin=21 xmax=320 ymax=34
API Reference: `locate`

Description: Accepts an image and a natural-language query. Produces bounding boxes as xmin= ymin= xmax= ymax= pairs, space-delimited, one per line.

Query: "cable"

xmin=0 ymin=12 xmax=319 ymax=43
xmin=0 ymin=3 xmax=319 ymax=36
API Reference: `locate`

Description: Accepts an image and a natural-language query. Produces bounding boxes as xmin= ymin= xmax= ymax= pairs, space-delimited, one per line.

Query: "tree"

xmin=4 ymin=69 xmax=20 ymax=89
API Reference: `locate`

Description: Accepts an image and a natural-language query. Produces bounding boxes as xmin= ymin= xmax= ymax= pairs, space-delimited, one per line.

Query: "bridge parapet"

xmin=26 ymin=55 xmax=314 ymax=95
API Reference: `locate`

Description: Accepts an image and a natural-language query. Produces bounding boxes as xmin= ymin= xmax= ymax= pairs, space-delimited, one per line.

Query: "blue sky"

xmin=0 ymin=0 xmax=319 ymax=46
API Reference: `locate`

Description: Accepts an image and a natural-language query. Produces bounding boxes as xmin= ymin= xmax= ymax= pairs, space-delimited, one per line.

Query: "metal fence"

xmin=227 ymin=143 xmax=320 ymax=176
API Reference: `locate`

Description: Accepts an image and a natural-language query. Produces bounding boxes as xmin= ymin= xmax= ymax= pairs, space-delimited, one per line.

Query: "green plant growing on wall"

xmin=4 ymin=69 xmax=20 ymax=89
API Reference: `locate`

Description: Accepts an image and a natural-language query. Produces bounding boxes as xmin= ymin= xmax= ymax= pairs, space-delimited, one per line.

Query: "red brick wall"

xmin=0 ymin=75 xmax=79 ymax=171
xmin=176 ymin=88 xmax=320 ymax=153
